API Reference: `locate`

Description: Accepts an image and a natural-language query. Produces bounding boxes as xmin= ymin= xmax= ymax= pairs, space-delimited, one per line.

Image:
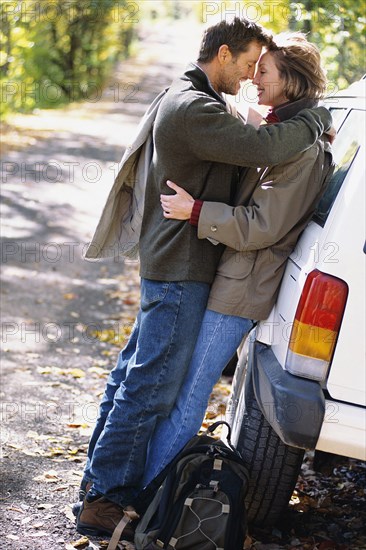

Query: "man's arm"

xmin=184 ymin=96 xmax=331 ymax=168
xmin=196 ymin=147 xmax=321 ymax=250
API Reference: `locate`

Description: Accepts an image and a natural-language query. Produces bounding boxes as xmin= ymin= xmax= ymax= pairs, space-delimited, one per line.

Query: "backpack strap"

xmin=206 ymin=420 xmax=244 ymax=458
xmin=107 ymin=508 xmax=139 ymax=550
xmin=206 ymin=420 xmax=232 ymax=443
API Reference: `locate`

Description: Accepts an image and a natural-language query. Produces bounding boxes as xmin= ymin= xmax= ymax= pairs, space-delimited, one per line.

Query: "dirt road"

xmin=0 ymin=18 xmax=202 ymax=550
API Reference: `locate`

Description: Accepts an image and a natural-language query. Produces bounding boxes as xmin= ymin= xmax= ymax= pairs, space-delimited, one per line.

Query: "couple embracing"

xmin=75 ymin=17 xmax=334 ymax=546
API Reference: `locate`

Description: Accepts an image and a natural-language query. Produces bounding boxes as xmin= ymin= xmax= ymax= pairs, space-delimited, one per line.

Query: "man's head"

xmin=197 ymin=18 xmax=272 ymax=95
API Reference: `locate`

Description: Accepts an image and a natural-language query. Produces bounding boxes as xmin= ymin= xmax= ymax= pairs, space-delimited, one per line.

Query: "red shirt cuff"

xmin=189 ymin=200 xmax=204 ymax=226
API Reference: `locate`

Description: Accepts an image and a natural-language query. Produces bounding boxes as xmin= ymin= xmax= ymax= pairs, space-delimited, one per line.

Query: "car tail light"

xmin=285 ymin=269 xmax=348 ymax=382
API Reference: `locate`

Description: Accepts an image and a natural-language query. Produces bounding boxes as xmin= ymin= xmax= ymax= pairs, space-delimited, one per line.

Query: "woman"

xmin=142 ymin=33 xmax=333 ymax=487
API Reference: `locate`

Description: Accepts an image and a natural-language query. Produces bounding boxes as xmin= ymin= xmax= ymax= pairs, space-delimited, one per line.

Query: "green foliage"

xmin=282 ymin=0 xmax=366 ymax=91
xmin=0 ymin=0 xmax=138 ymax=116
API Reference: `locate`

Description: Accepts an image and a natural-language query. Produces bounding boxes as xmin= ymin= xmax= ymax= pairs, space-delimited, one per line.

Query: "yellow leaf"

xmin=88 ymin=366 xmax=109 ymax=377
xmin=65 ymin=368 xmax=85 ymax=378
xmin=71 ymin=535 xmax=90 ymax=548
xmin=205 ymin=410 xmax=219 ymax=420
xmin=7 ymin=506 xmax=24 ymax=513
xmin=37 ymin=366 xmax=52 ymax=374
xmin=49 ymin=447 xmax=65 ymax=456
xmin=63 ymin=293 xmax=77 ymax=300
xmin=68 ymin=447 xmax=81 ymax=455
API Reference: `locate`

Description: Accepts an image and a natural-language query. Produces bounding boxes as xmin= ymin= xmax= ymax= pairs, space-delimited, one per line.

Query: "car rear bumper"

xmin=251 ymin=340 xmax=325 ymax=449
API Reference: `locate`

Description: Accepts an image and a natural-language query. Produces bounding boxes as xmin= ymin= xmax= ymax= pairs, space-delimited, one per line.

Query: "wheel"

xmin=228 ymin=346 xmax=305 ymax=528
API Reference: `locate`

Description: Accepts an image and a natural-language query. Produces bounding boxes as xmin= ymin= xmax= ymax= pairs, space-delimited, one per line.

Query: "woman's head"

xmin=253 ymin=33 xmax=327 ymax=107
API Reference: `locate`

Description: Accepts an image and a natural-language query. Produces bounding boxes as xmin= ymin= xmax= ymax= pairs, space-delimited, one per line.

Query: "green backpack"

xmin=134 ymin=421 xmax=249 ymax=550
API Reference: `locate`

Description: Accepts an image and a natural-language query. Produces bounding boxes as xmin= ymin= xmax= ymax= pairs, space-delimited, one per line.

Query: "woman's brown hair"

xmin=268 ymin=33 xmax=327 ymax=101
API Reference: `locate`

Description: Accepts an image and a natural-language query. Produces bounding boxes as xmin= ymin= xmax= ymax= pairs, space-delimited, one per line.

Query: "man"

xmin=76 ymin=18 xmax=332 ymax=543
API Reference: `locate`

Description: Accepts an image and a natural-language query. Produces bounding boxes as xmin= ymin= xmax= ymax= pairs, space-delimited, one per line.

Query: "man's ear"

xmin=217 ymin=44 xmax=231 ymax=64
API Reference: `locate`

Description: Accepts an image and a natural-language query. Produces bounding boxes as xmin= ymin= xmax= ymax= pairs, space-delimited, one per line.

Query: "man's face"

xmin=217 ymin=41 xmax=263 ymax=95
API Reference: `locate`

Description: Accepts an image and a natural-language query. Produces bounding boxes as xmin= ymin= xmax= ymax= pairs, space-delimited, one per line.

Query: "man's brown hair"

xmin=198 ymin=17 xmax=272 ymax=63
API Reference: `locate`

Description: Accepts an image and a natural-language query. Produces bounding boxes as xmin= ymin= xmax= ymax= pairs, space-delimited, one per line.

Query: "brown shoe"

xmin=76 ymin=496 xmax=139 ymax=542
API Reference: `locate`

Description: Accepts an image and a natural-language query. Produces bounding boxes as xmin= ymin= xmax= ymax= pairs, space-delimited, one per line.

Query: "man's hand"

xmin=325 ymin=125 xmax=337 ymax=144
xmin=160 ymin=180 xmax=195 ymax=220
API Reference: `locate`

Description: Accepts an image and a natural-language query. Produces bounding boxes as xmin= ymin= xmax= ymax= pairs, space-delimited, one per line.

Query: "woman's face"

xmin=253 ymin=51 xmax=288 ymax=107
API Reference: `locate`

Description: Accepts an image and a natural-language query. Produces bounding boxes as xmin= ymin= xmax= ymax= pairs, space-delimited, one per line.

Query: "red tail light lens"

xmin=286 ymin=270 xmax=348 ymax=381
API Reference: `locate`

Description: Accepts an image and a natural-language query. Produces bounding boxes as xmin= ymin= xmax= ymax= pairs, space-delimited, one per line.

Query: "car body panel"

xmin=253 ymin=79 xmax=366 ymax=458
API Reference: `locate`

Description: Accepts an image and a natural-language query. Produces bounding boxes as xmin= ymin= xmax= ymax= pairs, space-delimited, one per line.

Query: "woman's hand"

xmin=160 ymin=180 xmax=195 ymax=220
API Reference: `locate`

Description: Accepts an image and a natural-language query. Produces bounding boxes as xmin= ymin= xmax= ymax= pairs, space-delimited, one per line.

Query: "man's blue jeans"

xmin=142 ymin=309 xmax=253 ymax=486
xmin=83 ymin=278 xmax=210 ymax=507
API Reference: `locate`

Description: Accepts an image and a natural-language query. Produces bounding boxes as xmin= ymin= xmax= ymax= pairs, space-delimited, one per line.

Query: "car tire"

xmin=228 ymin=342 xmax=305 ymax=527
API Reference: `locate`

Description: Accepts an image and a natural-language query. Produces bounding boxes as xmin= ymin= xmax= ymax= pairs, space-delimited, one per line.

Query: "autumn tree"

xmin=0 ymin=0 xmax=138 ymax=115
xmin=195 ymin=0 xmax=365 ymax=90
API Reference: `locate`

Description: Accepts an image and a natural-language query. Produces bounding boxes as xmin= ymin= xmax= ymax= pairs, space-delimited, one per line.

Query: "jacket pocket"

xmin=216 ymin=248 xmax=257 ymax=279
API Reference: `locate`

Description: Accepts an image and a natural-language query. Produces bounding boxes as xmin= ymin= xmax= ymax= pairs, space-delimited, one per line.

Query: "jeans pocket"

xmin=141 ymin=280 xmax=170 ymax=309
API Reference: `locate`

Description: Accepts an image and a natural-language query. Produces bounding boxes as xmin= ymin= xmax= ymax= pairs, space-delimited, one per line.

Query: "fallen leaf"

xmin=88 ymin=366 xmax=109 ymax=378
xmin=31 ymin=521 xmax=44 ymax=528
xmin=21 ymin=517 xmax=32 ymax=524
xmin=29 ymin=531 xmax=48 ymax=537
xmin=49 ymin=447 xmax=65 ymax=456
xmin=37 ymin=503 xmax=55 ymax=510
xmin=64 ymin=368 xmax=85 ymax=378
xmin=51 ymin=484 xmax=70 ymax=491
xmin=63 ymin=292 xmax=77 ymax=300
xmin=67 ymin=423 xmax=89 ymax=429
xmin=63 ymin=504 xmax=77 ymax=522
xmin=122 ymin=297 xmax=137 ymax=305
xmin=71 ymin=535 xmax=90 ymax=547
xmin=33 ymin=469 xmax=59 ymax=483
xmin=7 ymin=506 xmax=25 ymax=513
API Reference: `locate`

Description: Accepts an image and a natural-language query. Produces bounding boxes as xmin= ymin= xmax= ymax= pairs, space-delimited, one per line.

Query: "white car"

xmin=227 ymin=77 xmax=366 ymax=527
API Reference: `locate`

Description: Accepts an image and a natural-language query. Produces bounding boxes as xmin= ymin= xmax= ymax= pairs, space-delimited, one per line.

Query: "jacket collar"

xmin=274 ymin=97 xmax=319 ymax=122
xmin=182 ymin=63 xmax=227 ymax=107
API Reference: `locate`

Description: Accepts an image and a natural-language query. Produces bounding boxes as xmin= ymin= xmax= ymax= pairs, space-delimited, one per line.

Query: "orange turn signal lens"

xmin=286 ymin=270 xmax=348 ymax=381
